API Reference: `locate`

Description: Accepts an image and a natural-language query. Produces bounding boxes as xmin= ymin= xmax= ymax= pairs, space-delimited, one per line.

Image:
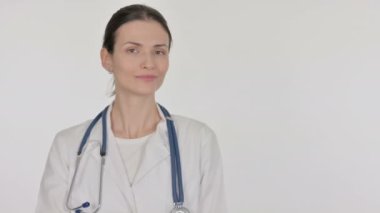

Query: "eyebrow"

xmin=123 ymin=41 xmax=169 ymax=48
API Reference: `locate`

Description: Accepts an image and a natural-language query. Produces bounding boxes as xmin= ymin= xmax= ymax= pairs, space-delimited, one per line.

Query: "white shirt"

xmin=115 ymin=133 xmax=152 ymax=185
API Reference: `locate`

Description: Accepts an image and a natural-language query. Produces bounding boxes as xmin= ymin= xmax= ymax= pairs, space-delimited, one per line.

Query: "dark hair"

xmin=102 ymin=4 xmax=172 ymax=54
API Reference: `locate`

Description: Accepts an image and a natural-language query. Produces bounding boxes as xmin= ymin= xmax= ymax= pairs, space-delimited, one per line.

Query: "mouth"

xmin=135 ymin=75 xmax=158 ymax=81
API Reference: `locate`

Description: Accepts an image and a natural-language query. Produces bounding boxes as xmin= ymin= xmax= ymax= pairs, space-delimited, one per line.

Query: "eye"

xmin=155 ymin=50 xmax=167 ymax=55
xmin=126 ymin=48 xmax=139 ymax=54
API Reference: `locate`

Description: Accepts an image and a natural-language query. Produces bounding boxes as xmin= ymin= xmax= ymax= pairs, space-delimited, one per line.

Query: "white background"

xmin=1 ymin=0 xmax=379 ymax=212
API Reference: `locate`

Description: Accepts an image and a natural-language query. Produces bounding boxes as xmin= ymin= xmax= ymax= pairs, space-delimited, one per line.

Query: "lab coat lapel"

xmin=133 ymin=104 xmax=171 ymax=184
xmin=133 ymin=126 xmax=170 ymax=184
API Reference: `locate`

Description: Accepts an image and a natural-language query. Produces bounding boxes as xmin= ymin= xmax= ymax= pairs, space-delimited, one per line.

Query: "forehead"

xmin=114 ymin=20 xmax=169 ymax=46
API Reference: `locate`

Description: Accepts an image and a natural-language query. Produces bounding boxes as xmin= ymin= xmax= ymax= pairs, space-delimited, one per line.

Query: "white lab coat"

xmin=35 ymin=103 xmax=227 ymax=213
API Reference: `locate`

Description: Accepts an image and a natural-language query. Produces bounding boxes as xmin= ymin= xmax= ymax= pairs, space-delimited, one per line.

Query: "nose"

xmin=141 ymin=52 xmax=155 ymax=70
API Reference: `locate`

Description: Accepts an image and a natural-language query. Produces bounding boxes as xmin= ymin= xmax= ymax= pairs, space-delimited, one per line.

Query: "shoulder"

xmin=171 ymin=114 xmax=215 ymax=134
xmin=55 ymin=119 xmax=91 ymax=141
xmin=51 ymin=119 xmax=93 ymax=153
xmin=43 ymin=119 xmax=94 ymax=167
xmin=170 ymin=114 xmax=217 ymax=146
xmin=170 ymin=114 xmax=223 ymax=169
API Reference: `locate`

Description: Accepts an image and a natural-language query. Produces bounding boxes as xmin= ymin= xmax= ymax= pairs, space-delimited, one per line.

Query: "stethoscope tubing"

xmin=67 ymin=104 xmax=186 ymax=212
xmin=165 ymin=116 xmax=189 ymax=212
xmin=159 ymin=104 xmax=184 ymax=204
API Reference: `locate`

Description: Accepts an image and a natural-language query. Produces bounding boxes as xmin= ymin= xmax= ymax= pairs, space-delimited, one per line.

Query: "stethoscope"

xmin=65 ymin=104 xmax=190 ymax=213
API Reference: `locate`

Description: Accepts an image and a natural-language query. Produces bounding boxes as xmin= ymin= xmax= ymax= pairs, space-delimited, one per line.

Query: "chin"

xmin=117 ymin=83 xmax=162 ymax=97
xmin=124 ymin=88 xmax=159 ymax=97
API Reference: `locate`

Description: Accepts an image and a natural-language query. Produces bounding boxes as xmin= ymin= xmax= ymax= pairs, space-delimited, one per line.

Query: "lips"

xmin=135 ymin=75 xmax=157 ymax=80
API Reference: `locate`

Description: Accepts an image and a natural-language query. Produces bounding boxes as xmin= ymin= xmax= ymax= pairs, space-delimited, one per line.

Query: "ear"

xmin=100 ymin=48 xmax=113 ymax=73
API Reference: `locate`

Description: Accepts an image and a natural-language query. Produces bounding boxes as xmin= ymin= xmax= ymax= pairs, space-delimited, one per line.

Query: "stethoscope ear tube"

xmin=100 ymin=106 xmax=109 ymax=156
xmin=77 ymin=106 xmax=109 ymax=156
xmin=169 ymin=116 xmax=184 ymax=203
xmin=158 ymin=104 xmax=185 ymax=205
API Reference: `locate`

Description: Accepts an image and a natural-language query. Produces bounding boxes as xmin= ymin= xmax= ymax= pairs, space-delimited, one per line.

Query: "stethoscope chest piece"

xmin=170 ymin=206 xmax=190 ymax=213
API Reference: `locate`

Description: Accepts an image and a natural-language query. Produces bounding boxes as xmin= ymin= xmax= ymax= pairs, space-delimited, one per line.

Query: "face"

xmin=101 ymin=20 xmax=170 ymax=97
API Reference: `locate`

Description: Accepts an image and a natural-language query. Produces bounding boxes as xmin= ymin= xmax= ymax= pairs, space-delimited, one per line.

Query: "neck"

xmin=111 ymin=94 xmax=161 ymax=139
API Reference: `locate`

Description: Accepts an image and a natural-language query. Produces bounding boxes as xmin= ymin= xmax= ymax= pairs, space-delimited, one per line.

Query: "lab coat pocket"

xmin=66 ymin=141 xmax=102 ymax=212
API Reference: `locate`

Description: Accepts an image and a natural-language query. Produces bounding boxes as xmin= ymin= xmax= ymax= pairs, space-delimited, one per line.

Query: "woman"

xmin=36 ymin=4 xmax=226 ymax=213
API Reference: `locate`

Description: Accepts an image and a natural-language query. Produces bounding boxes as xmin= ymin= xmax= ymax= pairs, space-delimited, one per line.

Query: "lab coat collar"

xmin=87 ymin=102 xmax=170 ymax=208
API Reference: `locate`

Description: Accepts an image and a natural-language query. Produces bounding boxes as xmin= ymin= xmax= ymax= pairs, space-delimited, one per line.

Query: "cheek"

xmin=158 ymin=58 xmax=169 ymax=74
xmin=114 ymin=58 xmax=138 ymax=75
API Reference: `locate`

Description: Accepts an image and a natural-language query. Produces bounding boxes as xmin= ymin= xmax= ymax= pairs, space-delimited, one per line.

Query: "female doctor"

xmin=35 ymin=4 xmax=227 ymax=213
